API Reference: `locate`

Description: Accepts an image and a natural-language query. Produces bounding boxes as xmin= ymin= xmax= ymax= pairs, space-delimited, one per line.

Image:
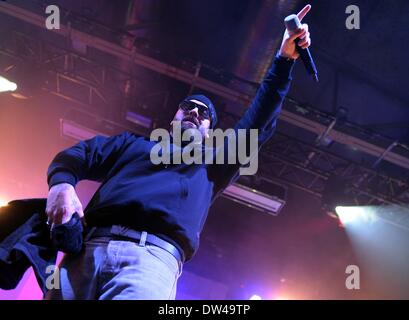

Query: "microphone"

xmin=284 ymin=14 xmax=319 ymax=82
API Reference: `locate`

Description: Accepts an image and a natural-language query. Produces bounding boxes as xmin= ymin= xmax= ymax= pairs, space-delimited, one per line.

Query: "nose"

xmin=188 ymin=107 xmax=199 ymax=118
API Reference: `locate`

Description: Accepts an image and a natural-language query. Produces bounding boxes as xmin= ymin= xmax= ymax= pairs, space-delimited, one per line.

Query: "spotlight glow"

xmin=0 ymin=198 xmax=8 ymax=207
xmin=0 ymin=75 xmax=17 ymax=92
xmin=249 ymin=294 xmax=262 ymax=300
xmin=335 ymin=206 xmax=377 ymax=225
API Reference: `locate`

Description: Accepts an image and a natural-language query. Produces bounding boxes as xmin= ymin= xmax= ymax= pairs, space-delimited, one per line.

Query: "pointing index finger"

xmin=297 ymin=4 xmax=311 ymax=22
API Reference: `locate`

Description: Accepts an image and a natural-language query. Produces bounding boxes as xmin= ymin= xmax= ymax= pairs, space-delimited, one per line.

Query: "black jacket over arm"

xmin=0 ymin=199 xmax=52 ymax=293
xmin=0 ymin=198 xmax=83 ymax=294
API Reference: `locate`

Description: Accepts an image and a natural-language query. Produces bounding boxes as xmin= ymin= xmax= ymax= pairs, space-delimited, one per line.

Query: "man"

xmin=45 ymin=5 xmax=312 ymax=300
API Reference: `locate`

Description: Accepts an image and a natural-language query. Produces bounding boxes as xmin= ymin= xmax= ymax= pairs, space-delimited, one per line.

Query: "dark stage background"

xmin=1 ymin=0 xmax=409 ymax=299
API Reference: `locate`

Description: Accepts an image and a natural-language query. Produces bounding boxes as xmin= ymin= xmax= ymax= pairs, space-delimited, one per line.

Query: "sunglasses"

xmin=179 ymin=101 xmax=212 ymax=122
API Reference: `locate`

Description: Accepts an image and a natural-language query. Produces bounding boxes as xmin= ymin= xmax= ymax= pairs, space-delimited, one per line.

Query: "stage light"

xmin=223 ymin=177 xmax=287 ymax=215
xmin=0 ymin=198 xmax=8 ymax=207
xmin=335 ymin=206 xmax=377 ymax=226
xmin=335 ymin=206 xmax=357 ymax=224
xmin=249 ymin=294 xmax=262 ymax=300
xmin=322 ymin=176 xmax=381 ymax=227
xmin=223 ymin=183 xmax=285 ymax=215
xmin=0 ymin=75 xmax=17 ymax=92
xmin=1 ymin=64 xmax=45 ymax=99
xmin=321 ymin=175 xmax=354 ymax=218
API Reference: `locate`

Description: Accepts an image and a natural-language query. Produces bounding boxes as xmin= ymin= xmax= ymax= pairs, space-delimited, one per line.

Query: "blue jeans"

xmin=45 ymin=234 xmax=183 ymax=300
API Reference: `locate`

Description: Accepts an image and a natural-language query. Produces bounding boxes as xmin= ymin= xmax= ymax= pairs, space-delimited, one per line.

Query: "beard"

xmin=169 ymin=121 xmax=203 ymax=146
xmin=181 ymin=120 xmax=197 ymax=131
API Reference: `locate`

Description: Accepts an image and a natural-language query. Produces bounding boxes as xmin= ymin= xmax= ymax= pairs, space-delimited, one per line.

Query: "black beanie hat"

xmin=183 ymin=94 xmax=218 ymax=128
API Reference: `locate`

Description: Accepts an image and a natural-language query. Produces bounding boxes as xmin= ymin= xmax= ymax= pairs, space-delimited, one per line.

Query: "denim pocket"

xmin=146 ymin=244 xmax=180 ymax=275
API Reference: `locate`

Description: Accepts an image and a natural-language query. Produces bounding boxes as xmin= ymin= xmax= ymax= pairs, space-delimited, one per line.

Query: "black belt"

xmin=87 ymin=225 xmax=185 ymax=263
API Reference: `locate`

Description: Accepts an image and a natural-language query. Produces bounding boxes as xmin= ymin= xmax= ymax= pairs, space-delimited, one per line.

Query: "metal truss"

xmin=1 ymin=1 xmax=409 ymax=214
xmin=0 ymin=29 xmax=162 ymax=137
xmin=1 ymin=30 xmax=126 ymax=111
xmin=2 ymin=1 xmax=409 ymax=171
xmin=258 ymin=132 xmax=409 ymax=207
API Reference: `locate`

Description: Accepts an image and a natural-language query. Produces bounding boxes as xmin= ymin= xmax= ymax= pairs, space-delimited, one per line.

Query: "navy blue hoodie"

xmin=47 ymin=55 xmax=295 ymax=261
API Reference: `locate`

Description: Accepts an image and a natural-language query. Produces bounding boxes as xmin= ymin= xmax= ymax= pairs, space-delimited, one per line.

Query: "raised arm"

xmin=236 ymin=4 xmax=311 ymax=133
xmin=209 ymin=5 xmax=312 ymax=198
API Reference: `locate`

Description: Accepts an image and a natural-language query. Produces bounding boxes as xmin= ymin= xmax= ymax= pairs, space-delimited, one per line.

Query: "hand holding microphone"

xmin=279 ymin=4 xmax=319 ymax=82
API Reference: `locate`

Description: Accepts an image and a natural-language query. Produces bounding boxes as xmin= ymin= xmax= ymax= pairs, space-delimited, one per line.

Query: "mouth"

xmin=182 ymin=117 xmax=199 ymax=128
